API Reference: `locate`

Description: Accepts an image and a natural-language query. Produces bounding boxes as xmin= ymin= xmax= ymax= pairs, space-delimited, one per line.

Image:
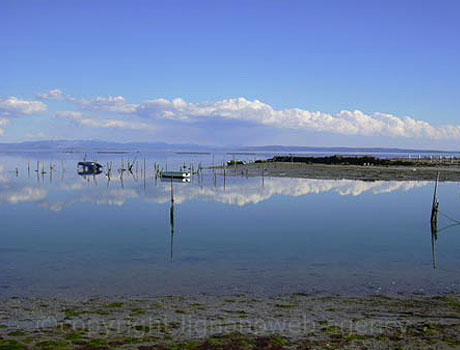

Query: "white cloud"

xmin=37 ymin=88 xmax=70 ymax=100
xmin=40 ymin=89 xmax=137 ymax=113
xmin=79 ymin=118 xmax=154 ymax=131
xmin=136 ymin=97 xmax=460 ymax=140
xmin=38 ymin=90 xmax=460 ymax=141
xmin=0 ymin=97 xmax=46 ymax=136
xmin=78 ymin=96 xmax=138 ymax=114
xmin=0 ymin=97 xmax=47 ymax=116
xmin=55 ymin=110 xmax=153 ymax=131
xmin=25 ymin=132 xmax=48 ymax=140
xmin=55 ymin=111 xmax=84 ymax=119
xmin=0 ymin=118 xmax=9 ymax=136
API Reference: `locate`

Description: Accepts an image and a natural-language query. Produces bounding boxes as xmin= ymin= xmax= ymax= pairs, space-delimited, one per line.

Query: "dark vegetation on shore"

xmin=254 ymin=155 xmax=456 ymax=167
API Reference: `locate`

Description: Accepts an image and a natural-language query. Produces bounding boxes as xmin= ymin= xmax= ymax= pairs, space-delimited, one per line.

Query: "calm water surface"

xmin=0 ymin=152 xmax=459 ymax=297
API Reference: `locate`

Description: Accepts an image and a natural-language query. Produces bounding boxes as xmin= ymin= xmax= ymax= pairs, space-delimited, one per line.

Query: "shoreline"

xmin=224 ymin=162 xmax=460 ymax=182
xmin=1 ymin=294 xmax=459 ymax=349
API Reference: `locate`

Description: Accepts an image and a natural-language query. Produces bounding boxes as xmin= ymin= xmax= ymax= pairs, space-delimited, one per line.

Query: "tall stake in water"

xmin=430 ymin=172 xmax=440 ymax=269
xmin=170 ymin=178 xmax=175 ymax=260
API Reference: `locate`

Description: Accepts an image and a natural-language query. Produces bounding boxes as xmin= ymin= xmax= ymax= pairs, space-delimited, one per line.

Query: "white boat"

xmin=161 ymin=171 xmax=191 ymax=178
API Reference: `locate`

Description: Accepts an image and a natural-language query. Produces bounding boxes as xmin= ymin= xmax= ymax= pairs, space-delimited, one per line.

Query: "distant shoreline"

xmin=0 ymin=140 xmax=459 ymax=155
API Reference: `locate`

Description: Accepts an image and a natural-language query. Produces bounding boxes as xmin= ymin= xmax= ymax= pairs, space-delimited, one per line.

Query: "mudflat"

xmin=0 ymin=294 xmax=459 ymax=349
xmin=226 ymin=162 xmax=460 ymax=181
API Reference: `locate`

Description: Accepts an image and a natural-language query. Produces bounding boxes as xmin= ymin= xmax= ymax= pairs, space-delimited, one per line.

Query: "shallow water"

xmin=0 ymin=152 xmax=459 ymax=297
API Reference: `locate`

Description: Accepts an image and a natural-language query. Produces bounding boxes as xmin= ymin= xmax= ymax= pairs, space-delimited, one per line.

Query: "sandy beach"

xmin=1 ymin=294 xmax=459 ymax=349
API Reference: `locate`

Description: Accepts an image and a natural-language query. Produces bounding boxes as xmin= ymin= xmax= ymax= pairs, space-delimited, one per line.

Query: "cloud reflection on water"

xmin=0 ymin=163 xmax=430 ymax=211
xmin=155 ymin=179 xmax=429 ymax=206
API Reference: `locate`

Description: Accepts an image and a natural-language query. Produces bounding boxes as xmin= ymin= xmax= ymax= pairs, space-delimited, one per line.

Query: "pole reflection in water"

xmin=430 ymin=174 xmax=439 ymax=269
xmin=161 ymin=176 xmax=191 ymax=260
xmin=429 ymin=174 xmax=460 ymax=269
xmin=170 ymin=178 xmax=175 ymax=260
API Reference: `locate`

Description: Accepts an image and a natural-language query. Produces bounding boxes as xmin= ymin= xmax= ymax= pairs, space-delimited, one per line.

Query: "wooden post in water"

xmin=430 ymin=172 xmax=440 ymax=269
xmin=170 ymin=177 xmax=175 ymax=260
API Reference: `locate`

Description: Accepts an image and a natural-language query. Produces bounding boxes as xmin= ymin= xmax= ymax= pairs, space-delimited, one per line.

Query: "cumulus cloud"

xmin=79 ymin=118 xmax=154 ymax=131
xmin=78 ymin=96 xmax=138 ymax=114
xmin=0 ymin=97 xmax=47 ymax=117
xmin=55 ymin=110 xmax=153 ymax=131
xmin=137 ymin=98 xmax=460 ymax=140
xmin=40 ymin=89 xmax=136 ymax=113
xmin=0 ymin=118 xmax=9 ymax=136
xmin=0 ymin=97 xmax=46 ymax=136
xmin=25 ymin=132 xmax=48 ymax=140
xmin=55 ymin=111 xmax=84 ymax=119
xmin=37 ymin=88 xmax=70 ymax=100
xmin=39 ymin=89 xmax=460 ymax=141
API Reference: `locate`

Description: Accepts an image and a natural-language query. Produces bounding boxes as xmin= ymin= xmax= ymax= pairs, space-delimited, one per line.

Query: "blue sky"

xmin=1 ymin=0 xmax=460 ymax=149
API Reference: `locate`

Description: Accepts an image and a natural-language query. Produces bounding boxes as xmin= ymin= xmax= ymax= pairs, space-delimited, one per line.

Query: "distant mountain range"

xmin=0 ymin=140 xmax=457 ymax=154
xmin=0 ymin=140 xmax=207 ymax=152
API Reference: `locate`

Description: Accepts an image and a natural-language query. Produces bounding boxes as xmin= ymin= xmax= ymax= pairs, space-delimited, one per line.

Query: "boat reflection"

xmin=77 ymin=161 xmax=103 ymax=176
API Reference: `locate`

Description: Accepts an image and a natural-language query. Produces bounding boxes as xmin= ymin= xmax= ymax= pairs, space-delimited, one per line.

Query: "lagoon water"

xmin=0 ymin=152 xmax=459 ymax=297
